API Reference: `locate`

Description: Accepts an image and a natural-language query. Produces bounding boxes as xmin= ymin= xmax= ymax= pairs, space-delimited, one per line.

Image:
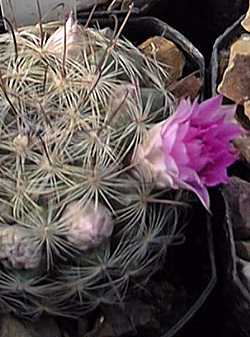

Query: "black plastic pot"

xmin=77 ymin=0 xmax=162 ymax=19
xmin=216 ymin=182 xmax=250 ymax=337
xmin=78 ymin=16 xmax=205 ymax=94
xmin=210 ymin=14 xmax=245 ymax=97
xmin=158 ymin=212 xmax=216 ymax=337
xmin=210 ymin=14 xmax=250 ymax=336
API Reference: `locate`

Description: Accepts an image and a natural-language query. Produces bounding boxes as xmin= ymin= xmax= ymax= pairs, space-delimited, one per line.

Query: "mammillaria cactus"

xmin=0 ymin=11 xmax=183 ymax=318
xmin=0 ymin=9 xmax=241 ymax=320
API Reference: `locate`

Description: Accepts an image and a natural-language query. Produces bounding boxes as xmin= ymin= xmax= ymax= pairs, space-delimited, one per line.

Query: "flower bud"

xmin=0 ymin=225 xmax=42 ymax=269
xmin=45 ymin=12 xmax=83 ymax=59
xmin=132 ymin=121 xmax=174 ymax=188
xmin=64 ymin=202 xmax=113 ymax=251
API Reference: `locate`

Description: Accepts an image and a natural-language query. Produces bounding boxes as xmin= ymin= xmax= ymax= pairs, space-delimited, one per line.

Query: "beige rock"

xmin=168 ymin=71 xmax=203 ymax=101
xmin=229 ymin=35 xmax=250 ymax=61
xmin=234 ymin=136 xmax=250 ymax=162
xmin=218 ymin=35 xmax=250 ymax=105
xmin=218 ymin=49 xmax=230 ymax=79
xmin=244 ymin=100 xmax=250 ymax=119
xmin=242 ymin=0 xmax=250 ymax=32
xmin=139 ymin=36 xmax=185 ymax=82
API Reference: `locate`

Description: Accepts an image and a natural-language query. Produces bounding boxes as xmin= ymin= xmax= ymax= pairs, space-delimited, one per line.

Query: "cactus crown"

xmin=0 ymin=11 xmax=188 ymax=318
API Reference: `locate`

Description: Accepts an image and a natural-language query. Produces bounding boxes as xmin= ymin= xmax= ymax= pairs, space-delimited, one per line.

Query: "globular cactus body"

xmin=0 ymin=12 xmax=186 ymax=318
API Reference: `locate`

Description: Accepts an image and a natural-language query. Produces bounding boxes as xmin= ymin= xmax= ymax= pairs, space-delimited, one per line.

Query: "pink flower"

xmin=134 ymin=95 xmax=242 ymax=210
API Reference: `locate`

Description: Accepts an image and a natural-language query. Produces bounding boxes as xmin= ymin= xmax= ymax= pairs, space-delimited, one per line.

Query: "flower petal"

xmin=161 ymin=122 xmax=179 ymax=153
xmin=195 ymin=95 xmax=223 ymax=120
xmin=162 ymin=99 xmax=193 ymax=133
xmin=178 ymin=171 xmax=210 ymax=210
xmin=164 ymin=154 xmax=179 ymax=177
xmin=183 ymin=180 xmax=210 ymax=210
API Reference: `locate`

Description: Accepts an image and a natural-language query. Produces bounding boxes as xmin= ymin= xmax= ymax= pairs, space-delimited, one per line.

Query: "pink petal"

xmin=201 ymin=168 xmax=228 ymax=186
xmin=161 ymin=122 xmax=179 ymax=153
xmin=197 ymin=95 xmax=222 ymax=118
xmin=220 ymin=104 xmax=237 ymax=121
xmin=178 ymin=171 xmax=210 ymax=210
xmin=183 ymin=125 xmax=200 ymax=142
xmin=200 ymin=150 xmax=238 ymax=186
xmin=171 ymin=141 xmax=189 ymax=166
xmin=162 ymin=99 xmax=192 ymax=133
xmin=186 ymin=141 xmax=209 ymax=171
xmin=183 ymin=180 xmax=210 ymax=210
xmin=174 ymin=98 xmax=193 ymax=122
xmin=175 ymin=122 xmax=190 ymax=141
xmin=164 ymin=154 xmax=179 ymax=177
xmin=163 ymin=121 xmax=191 ymax=157
xmin=192 ymin=98 xmax=232 ymax=128
xmin=216 ymin=123 xmax=242 ymax=140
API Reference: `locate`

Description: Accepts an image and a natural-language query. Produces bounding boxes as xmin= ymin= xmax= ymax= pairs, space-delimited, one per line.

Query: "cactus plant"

xmin=0 ymin=11 xmax=188 ymax=319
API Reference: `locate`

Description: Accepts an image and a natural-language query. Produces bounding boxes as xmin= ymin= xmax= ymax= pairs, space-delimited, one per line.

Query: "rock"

xmin=139 ymin=36 xmax=185 ymax=82
xmin=168 ymin=71 xmax=203 ymax=101
xmin=234 ymin=136 xmax=250 ymax=162
xmin=242 ymin=0 xmax=250 ymax=32
xmin=223 ymin=176 xmax=250 ymax=240
xmin=218 ymin=51 xmax=250 ymax=104
xmin=0 ymin=316 xmax=61 ymax=337
xmin=228 ymin=35 xmax=250 ymax=62
xmin=218 ymin=35 xmax=250 ymax=107
xmin=218 ymin=49 xmax=230 ymax=80
xmin=244 ymin=100 xmax=250 ymax=120
xmin=236 ymin=241 xmax=250 ymax=261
